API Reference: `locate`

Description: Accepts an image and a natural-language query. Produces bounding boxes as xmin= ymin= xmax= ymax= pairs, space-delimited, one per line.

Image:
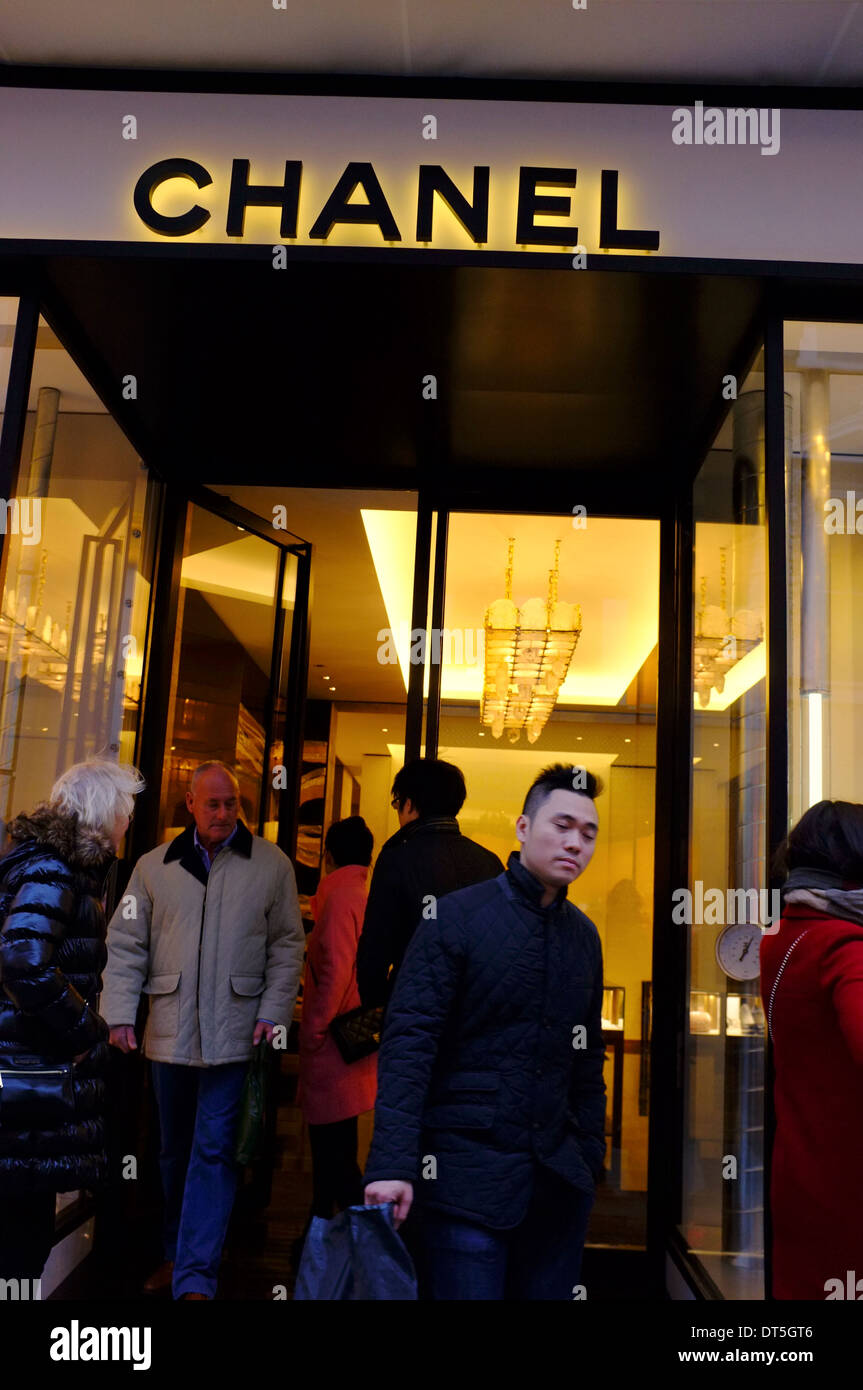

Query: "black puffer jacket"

xmin=364 ymin=852 xmax=607 ymax=1228
xmin=356 ymin=817 xmax=504 ymax=1006
xmin=0 ymin=805 xmax=115 ymax=1193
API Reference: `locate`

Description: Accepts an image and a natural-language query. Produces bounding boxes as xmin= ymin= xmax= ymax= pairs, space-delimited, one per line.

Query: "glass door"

xmin=680 ymin=348 xmax=769 ymax=1299
xmin=154 ymin=494 xmax=309 ymax=851
xmin=434 ymin=508 xmax=661 ymax=1250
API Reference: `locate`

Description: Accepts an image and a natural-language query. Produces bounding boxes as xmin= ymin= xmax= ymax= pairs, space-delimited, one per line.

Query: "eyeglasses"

xmin=390 ymin=797 xmax=401 ymax=811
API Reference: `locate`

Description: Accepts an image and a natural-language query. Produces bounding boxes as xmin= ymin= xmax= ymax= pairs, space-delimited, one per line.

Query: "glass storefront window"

xmin=438 ymin=510 xmax=660 ymax=1245
xmin=0 ymin=314 xmax=154 ymax=849
xmin=681 ymin=350 xmax=768 ymax=1299
xmin=784 ymin=321 xmax=863 ymax=818
xmin=0 ymin=309 xmax=157 ymax=1226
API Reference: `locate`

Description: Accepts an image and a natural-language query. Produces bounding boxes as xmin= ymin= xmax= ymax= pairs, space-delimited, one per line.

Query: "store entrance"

xmin=215 ymin=486 xmax=659 ymax=1275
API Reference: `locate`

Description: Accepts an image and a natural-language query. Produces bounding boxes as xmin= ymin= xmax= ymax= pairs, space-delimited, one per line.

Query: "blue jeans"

xmin=418 ymin=1166 xmax=594 ymax=1300
xmin=150 ymin=1060 xmax=248 ymax=1299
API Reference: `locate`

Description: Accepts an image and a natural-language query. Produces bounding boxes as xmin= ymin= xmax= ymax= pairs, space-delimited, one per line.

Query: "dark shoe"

xmin=142 ymin=1260 xmax=174 ymax=1295
xmin=180 ymin=1292 xmax=211 ymax=1300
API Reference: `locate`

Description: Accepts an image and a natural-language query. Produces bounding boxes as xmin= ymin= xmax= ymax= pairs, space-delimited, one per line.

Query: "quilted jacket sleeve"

xmin=100 ymin=859 xmax=153 ymax=1027
xmin=363 ymin=899 xmax=466 ymax=1185
xmin=0 ymin=856 xmax=108 ymax=1056
xmin=567 ymin=929 xmax=607 ymax=1180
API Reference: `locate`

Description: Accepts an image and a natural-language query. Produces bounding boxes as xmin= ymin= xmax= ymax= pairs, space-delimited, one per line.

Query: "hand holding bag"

xmin=234 ymin=1040 xmax=269 ymax=1167
xmin=293 ymin=1202 xmax=418 ymax=1301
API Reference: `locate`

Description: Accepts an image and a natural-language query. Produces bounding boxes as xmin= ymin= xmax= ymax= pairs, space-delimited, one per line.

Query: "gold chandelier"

xmin=480 ymin=537 xmax=582 ymax=744
xmin=694 ymin=547 xmax=762 ymax=708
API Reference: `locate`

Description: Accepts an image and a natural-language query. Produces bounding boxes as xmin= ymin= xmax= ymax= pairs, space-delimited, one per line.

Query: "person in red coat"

xmin=299 ymin=816 xmax=377 ymax=1220
xmin=761 ymin=799 xmax=863 ymax=1300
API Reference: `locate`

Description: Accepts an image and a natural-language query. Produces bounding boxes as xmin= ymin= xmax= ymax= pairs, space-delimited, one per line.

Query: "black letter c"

xmin=133 ymin=158 xmax=213 ymax=237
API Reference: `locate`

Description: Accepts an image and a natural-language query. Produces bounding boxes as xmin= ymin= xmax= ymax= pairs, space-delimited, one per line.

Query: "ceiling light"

xmin=382 ymin=727 xmax=388 ymax=732
xmin=329 ymin=686 xmax=336 ymax=691
xmin=624 ymin=737 xmax=631 ymax=743
xmin=481 ymin=537 xmax=581 ymax=745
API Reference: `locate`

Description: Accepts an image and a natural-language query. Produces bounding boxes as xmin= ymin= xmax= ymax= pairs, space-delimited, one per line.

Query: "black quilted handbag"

xmin=328 ymin=1004 xmax=384 ymax=1065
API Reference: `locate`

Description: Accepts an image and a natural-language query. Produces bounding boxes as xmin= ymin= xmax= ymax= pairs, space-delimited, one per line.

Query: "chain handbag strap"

xmin=767 ymin=930 xmax=808 ymax=1043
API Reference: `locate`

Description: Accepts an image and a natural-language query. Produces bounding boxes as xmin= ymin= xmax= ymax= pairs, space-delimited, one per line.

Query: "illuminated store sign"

xmin=132 ymin=158 xmax=661 ymax=251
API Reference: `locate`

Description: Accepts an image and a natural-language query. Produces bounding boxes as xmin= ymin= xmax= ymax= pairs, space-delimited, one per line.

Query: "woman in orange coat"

xmin=299 ymin=816 xmax=377 ymax=1219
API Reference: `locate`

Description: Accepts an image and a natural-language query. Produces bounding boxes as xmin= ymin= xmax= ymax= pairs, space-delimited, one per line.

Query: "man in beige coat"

xmin=101 ymin=761 xmax=304 ymax=1301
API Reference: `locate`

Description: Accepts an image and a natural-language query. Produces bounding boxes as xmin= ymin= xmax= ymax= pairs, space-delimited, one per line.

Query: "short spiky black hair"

xmin=521 ymin=763 xmax=603 ymax=819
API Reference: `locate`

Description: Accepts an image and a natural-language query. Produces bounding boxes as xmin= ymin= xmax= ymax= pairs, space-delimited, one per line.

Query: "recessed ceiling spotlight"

xmin=382 ymin=727 xmax=388 ymax=732
xmin=329 ymin=686 xmax=336 ymax=691
xmin=624 ymin=737 xmax=631 ymax=743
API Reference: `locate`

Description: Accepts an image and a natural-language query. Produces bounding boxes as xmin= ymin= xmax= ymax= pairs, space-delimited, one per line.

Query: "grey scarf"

xmin=782 ymin=866 xmax=863 ymax=928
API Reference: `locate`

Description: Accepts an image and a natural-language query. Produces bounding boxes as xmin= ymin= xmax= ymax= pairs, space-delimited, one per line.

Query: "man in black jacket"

xmin=356 ymin=759 xmax=503 ymax=1007
xmin=364 ymin=763 xmax=606 ymax=1301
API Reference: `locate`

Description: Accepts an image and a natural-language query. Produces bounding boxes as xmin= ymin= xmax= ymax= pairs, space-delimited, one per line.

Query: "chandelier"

xmin=480 ymin=538 xmax=582 ymax=744
xmin=694 ymin=547 xmax=762 ymax=708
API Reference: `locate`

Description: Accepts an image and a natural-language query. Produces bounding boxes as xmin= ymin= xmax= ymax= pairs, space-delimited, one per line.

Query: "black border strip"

xmin=2 ymin=64 xmax=863 ymax=111
xmin=762 ymin=297 xmax=788 ymax=1305
xmin=8 ymin=242 xmax=863 ymax=282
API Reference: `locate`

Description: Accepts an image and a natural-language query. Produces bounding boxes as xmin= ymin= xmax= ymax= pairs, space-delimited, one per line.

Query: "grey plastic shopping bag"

xmin=293 ymin=1202 xmax=418 ymax=1300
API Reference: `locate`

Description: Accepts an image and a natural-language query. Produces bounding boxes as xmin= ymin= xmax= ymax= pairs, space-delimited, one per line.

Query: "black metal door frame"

xmin=129 ymin=480 xmax=312 ymax=867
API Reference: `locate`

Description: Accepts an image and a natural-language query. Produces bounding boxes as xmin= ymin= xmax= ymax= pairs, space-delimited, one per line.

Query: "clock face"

xmin=715 ymin=924 xmax=762 ymax=981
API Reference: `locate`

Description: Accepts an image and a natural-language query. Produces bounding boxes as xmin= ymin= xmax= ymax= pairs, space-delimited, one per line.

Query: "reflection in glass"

xmin=0 ymin=315 xmax=153 ymax=838
xmin=785 ymin=320 xmax=863 ymax=819
xmin=158 ymin=506 xmax=280 ymax=841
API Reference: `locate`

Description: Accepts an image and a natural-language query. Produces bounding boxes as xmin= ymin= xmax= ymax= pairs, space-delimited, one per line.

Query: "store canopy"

xmin=39 ymin=250 xmax=763 ymax=507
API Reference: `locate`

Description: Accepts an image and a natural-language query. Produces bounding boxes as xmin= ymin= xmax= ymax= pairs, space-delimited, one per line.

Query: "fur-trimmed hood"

xmin=5 ymin=803 xmax=116 ymax=870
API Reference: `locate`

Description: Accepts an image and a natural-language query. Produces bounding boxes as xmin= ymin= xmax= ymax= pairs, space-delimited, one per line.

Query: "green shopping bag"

xmin=234 ymin=1040 xmax=269 ymax=1167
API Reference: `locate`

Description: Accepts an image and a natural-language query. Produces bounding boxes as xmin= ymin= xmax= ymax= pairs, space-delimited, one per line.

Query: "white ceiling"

xmin=1 ymin=0 xmax=862 ymax=87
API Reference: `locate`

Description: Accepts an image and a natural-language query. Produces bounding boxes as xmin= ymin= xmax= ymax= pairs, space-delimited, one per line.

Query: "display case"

xmin=689 ymin=989 xmax=721 ymax=1035
xmin=725 ymin=993 xmax=766 ymax=1037
xmin=601 ymin=985 xmax=625 ymax=1031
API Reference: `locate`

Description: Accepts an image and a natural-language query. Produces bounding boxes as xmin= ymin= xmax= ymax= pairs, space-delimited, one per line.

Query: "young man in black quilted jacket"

xmin=364 ymin=763 xmax=606 ymax=1301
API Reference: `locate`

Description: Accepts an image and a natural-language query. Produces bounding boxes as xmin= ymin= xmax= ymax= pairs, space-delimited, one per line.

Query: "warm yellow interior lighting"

xmin=181 ymin=537 xmax=278 ymax=603
xmin=692 ymin=639 xmax=766 ymax=712
xmin=363 ymin=510 xmax=660 ymax=706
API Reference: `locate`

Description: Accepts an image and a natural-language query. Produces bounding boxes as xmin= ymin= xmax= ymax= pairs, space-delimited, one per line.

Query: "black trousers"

xmin=0 ymin=1190 xmax=56 ymax=1279
xmin=307 ymin=1116 xmax=363 ymax=1219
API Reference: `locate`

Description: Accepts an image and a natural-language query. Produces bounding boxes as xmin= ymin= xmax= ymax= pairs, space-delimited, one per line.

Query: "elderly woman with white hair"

xmin=0 ymin=756 xmax=144 ymax=1280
